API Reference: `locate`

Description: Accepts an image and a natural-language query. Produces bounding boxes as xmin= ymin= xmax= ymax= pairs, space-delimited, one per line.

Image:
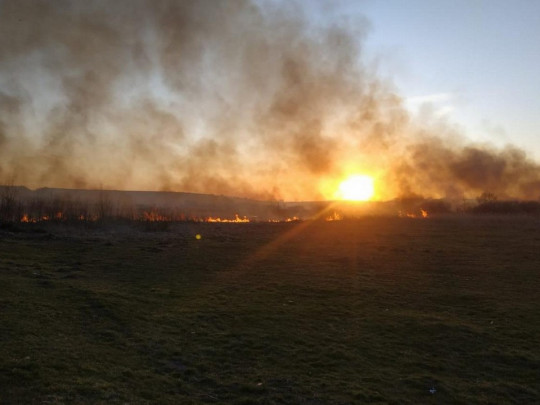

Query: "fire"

xmin=285 ymin=216 xmax=300 ymax=222
xmin=143 ymin=211 xmax=169 ymax=222
xmin=336 ymin=174 xmax=375 ymax=201
xmin=16 ymin=208 xmax=309 ymax=224
xmin=21 ymin=214 xmax=32 ymax=223
xmin=206 ymin=214 xmax=250 ymax=223
xmin=398 ymin=209 xmax=429 ymax=218
xmin=325 ymin=212 xmax=343 ymax=221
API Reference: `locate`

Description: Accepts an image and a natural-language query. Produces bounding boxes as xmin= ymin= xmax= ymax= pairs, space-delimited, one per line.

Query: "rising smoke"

xmin=0 ymin=0 xmax=539 ymax=201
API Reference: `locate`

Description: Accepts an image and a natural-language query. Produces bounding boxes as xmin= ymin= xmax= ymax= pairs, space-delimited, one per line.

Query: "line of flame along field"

xmin=18 ymin=210 xmax=429 ymax=223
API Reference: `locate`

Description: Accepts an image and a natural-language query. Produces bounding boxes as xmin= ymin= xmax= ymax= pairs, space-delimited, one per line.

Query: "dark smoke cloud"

xmin=1 ymin=0 xmax=539 ymax=200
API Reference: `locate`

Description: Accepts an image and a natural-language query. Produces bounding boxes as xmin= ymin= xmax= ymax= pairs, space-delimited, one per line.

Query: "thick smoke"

xmin=1 ymin=0 xmax=539 ymax=200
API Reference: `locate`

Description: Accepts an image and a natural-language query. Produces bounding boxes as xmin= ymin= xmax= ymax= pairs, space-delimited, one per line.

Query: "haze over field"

xmin=1 ymin=0 xmax=540 ymax=201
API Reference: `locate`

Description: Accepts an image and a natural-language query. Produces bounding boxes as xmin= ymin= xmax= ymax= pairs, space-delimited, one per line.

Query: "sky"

xmin=335 ymin=0 xmax=540 ymax=158
xmin=1 ymin=0 xmax=539 ymax=201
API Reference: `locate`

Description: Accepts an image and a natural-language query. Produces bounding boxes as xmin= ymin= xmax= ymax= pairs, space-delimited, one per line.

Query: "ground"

xmin=1 ymin=216 xmax=539 ymax=404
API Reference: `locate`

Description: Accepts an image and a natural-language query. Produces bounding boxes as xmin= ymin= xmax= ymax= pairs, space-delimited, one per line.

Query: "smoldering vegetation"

xmin=0 ymin=185 xmax=320 ymax=225
xmin=1 ymin=0 xmax=540 ymax=201
xmin=1 ymin=185 xmax=540 ymax=231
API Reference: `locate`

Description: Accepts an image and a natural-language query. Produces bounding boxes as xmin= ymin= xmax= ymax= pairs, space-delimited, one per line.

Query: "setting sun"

xmin=337 ymin=175 xmax=375 ymax=201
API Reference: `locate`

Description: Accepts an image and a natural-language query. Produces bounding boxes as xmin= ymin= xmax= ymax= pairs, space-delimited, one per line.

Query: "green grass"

xmin=1 ymin=217 xmax=539 ymax=404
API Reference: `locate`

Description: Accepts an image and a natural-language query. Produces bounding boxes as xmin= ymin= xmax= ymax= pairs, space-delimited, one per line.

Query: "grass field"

xmin=1 ymin=216 xmax=539 ymax=404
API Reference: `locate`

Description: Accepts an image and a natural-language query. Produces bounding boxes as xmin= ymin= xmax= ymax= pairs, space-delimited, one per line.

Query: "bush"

xmin=471 ymin=200 xmax=540 ymax=214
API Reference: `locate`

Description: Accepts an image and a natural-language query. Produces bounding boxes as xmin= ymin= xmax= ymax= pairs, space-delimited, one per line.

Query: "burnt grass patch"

xmin=1 ymin=217 xmax=539 ymax=404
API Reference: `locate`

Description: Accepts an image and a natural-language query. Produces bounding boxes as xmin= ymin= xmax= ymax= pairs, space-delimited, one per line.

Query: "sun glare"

xmin=337 ymin=175 xmax=375 ymax=201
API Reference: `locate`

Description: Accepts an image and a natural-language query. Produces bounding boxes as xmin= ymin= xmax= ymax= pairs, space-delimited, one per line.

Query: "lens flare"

xmin=337 ymin=175 xmax=375 ymax=201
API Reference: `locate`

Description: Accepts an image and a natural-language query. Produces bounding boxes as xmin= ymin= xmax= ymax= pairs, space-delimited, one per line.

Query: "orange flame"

xmin=20 ymin=214 xmax=33 ymax=223
xmin=16 ymin=210 xmax=309 ymax=224
xmin=325 ymin=212 xmax=343 ymax=221
xmin=143 ymin=211 xmax=170 ymax=222
xmin=285 ymin=216 xmax=300 ymax=222
xmin=399 ymin=210 xmax=429 ymax=218
xmin=206 ymin=214 xmax=250 ymax=223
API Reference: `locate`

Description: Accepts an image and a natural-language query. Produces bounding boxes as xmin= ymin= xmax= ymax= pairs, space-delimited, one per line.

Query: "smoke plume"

xmin=1 ymin=0 xmax=539 ymax=200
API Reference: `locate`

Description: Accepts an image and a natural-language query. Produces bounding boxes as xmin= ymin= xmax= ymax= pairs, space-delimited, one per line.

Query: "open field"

xmin=1 ymin=216 xmax=539 ymax=404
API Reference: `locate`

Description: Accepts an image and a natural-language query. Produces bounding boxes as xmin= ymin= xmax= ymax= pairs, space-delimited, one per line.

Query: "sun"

xmin=337 ymin=174 xmax=375 ymax=201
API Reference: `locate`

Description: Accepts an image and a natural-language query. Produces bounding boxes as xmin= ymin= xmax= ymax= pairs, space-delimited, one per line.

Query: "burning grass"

xmin=1 ymin=217 xmax=539 ymax=403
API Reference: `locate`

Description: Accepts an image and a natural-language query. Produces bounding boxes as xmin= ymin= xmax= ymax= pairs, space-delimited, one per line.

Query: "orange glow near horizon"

xmin=336 ymin=174 xmax=375 ymax=201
